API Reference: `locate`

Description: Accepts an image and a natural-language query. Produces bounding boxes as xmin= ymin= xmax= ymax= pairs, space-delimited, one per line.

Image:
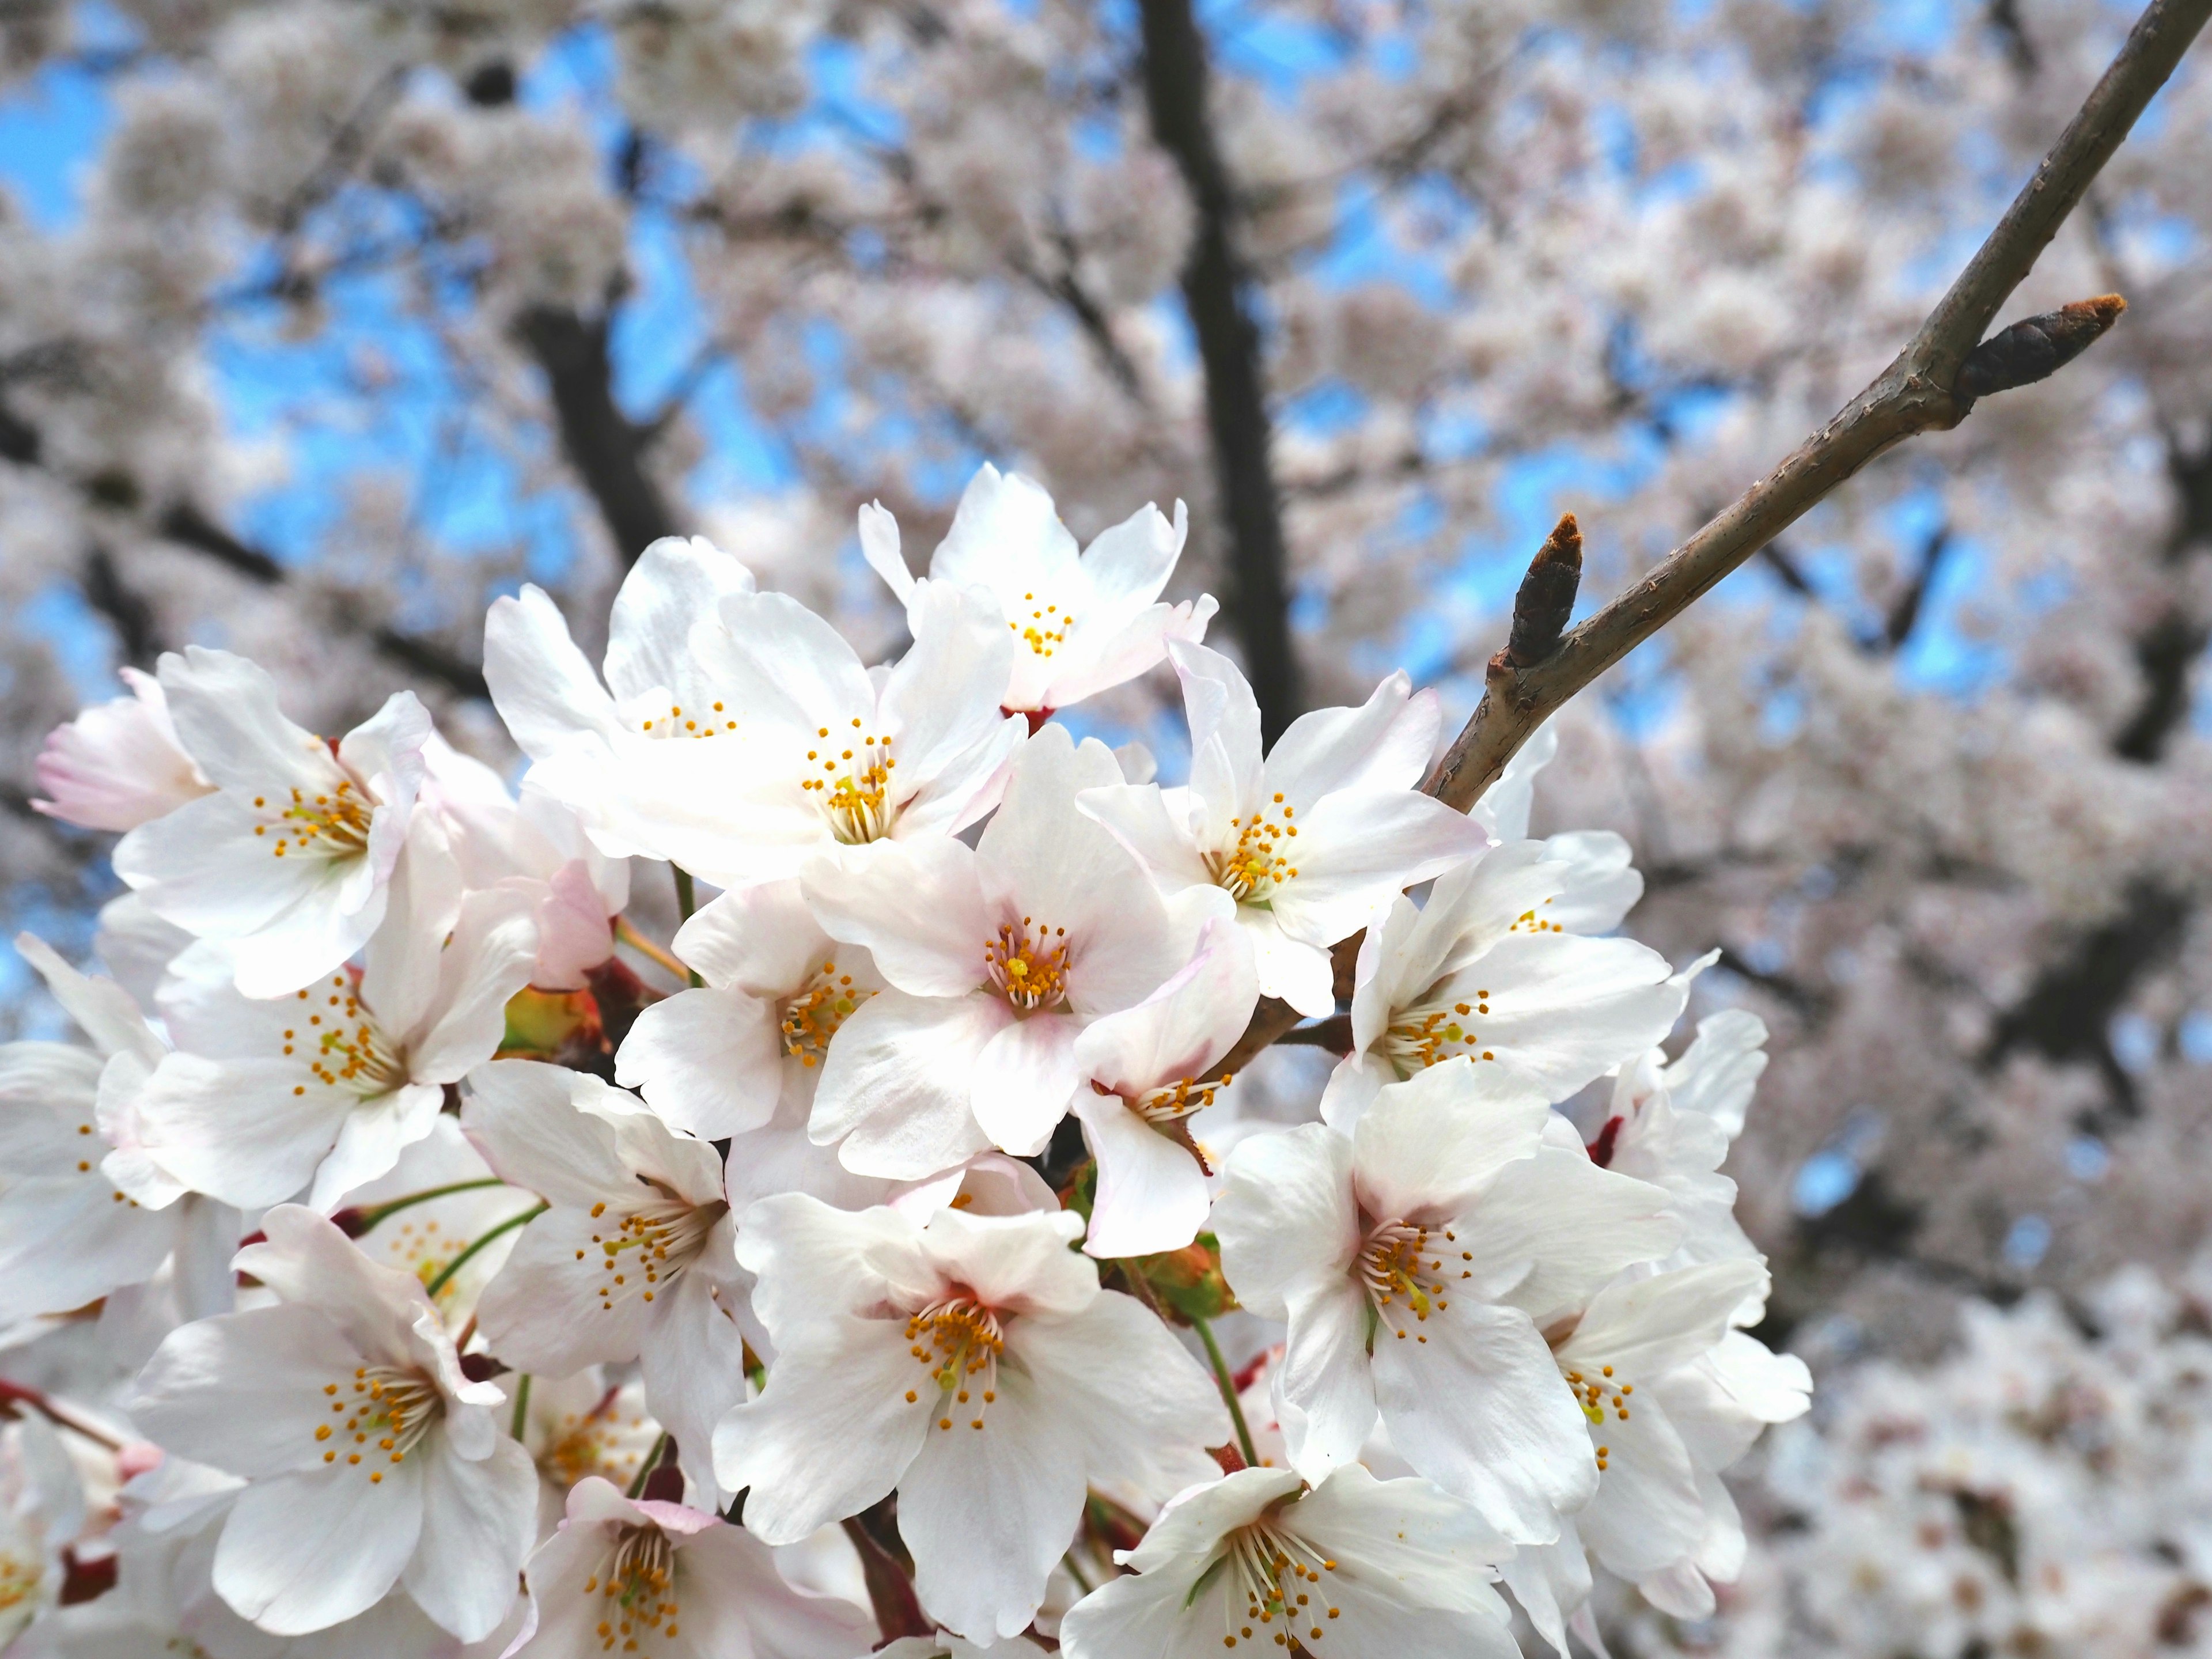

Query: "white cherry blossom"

xmin=484 ymin=535 xmax=764 ymax=877
xmin=507 ymin=1476 xmax=869 ymax=1659
xmin=0 ymin=1416 xmax=84 ymax=1650
xmin=1080 ymin=642 xmax=1486 ymax=1017
xmin=132 ymin=838 xmax=537 ymax=1212
xmin=1320 ymin=840 xmax=1685 ymax=1130
xmin=1067 ymin=917 xmax=1257 ymax=1259
xmin=128 ymin=1205 xmax=536 ymax=1641
xmin=801 ymin=726 xmax=1214 ymax=1179
xmin=714 ymin=1196 xmax=1228 ymax=1642
xmin=30 ymin=666 xmax=212 ymax=834
xmin=461 ymin=1060 xmax=748 ymax=1506
xmin=0 ymin=934 xmax=234 ymax=1332
xmin=663 ymin=577 xmax=1024 ymax=887
xmin=111 ymin=648 xmax=433 ymax=999
xmin=1056 ymin=1463 xmax=1517 ymax=1659
xmin=1211 ymin=1059 xmax=1679 ymax=1540
xmin=858 ymin=464 xmax=1213 ymax=719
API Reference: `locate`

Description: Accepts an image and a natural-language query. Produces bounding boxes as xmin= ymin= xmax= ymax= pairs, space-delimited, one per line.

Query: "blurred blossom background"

xmin=2 ymin=0 xmax=2211 ymax=1650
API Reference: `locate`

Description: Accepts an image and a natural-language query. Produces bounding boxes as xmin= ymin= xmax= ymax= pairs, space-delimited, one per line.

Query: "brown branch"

xmin=1138 ymin=0 xmax=1302 ymax=744
xmin=1424 ymin=0 xmax=2206 ymax=813
xmin=514 ymin=305 xmax=681 ymax=566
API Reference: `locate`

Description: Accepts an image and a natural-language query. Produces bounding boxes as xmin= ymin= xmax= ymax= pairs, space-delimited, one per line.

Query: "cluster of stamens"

xmin=1210 ymin=793 xmax=1300 ymax=903
xmin=315 ymin=1364 xmax=442 ymax=1481
xmin=780 ymin=961 xmax=871 ymax=1067
xmin=1563 ymin=1363 xmax=1631 ymax=1471
xmin=1009 ymin=590 xmax=1075 ymax=658
xmin=580 ymin=1195 xmax=727 ymax=1310
xmin=983 ymin=916 xmax=1070 ymax=1011
xmin=1134 ymin=1073 xmax=1232 ymax=1126
xmin=251 ymin=779 xmax=372 ymax=861
xmin=285 ymin=972 xmax=406 ymax=1100
xmin=801 ymin=718 xmax=900 ymax=844
xmin=582 ymin=1522 xmax=680 ymax=1652
xmin=69 ymin=1116 xmax=140 ymax=1207
xmin=1219 ymin=1518 xmax=1340 ymax=1649
xmin=1506 ymin=899 xmax=1564 ymax=933
xmin=1378 ymin=986 xmax=1497 ymax=1076
xmin=539 ymin=1391 xmax=656 ymax=1491
xmin=903 ymin=1297 xmax=1005 ymax=1433
xmin=1355 ymin=1219 xmax=1479 ymax=1343
xmin=638 ymin=700 xmax=736 ymax=738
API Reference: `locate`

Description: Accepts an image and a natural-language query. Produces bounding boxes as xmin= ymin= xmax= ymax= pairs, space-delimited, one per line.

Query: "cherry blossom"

xmin=128 ymin=1205 xmax=536 ymax=1640
xmin=111 ymin=649 xmax=433 ymax=999
xmin=714 ymin=1196 xmax=1227 ymax=1641
xmin=1080 ymin=642 xmax=1485 ymax=1017
xmin=858 ymin=464 xmax=1213 ymax=719
xmin=507 ymin=1476 xmax=869 ymax=1659
xmin=461 ymin=1060 xmax=748 ymax=1506
xmin=1056 ymin=1464 xmax=1517 ymax=1659
xmin=1211 ymin=1059 xmax=1679 ymax=1540
xmin=30 ymin=667 xmax=211 ymax=835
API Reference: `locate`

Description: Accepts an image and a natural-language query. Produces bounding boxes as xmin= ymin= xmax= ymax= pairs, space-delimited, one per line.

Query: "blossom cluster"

xmin=4 ymin=467 xmax=1806 ymax=1658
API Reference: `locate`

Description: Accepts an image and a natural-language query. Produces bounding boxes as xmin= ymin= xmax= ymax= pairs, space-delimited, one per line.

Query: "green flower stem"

xmin=1190 ymin=1312 xmax=1259 ymax=1469
xmin=425 ymin=1204 xmax=544 ymax=1299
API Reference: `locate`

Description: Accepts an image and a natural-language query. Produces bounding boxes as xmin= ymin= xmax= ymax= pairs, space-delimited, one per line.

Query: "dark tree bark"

xmin=1137 ymin=0 xmax=1302 ymax=744
xmin=515 ymin=305 xmax=681 ymax=567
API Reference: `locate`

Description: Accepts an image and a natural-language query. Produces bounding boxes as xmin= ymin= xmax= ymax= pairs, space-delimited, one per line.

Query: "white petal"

xmin=1073 ymin=782 xmax=1214 ymax=896
xmin=671 ymin=880 xmax=832 ymax=995
xmin=859 ymin=501 xmax=918 ymax=605
xmin=405 ymin=887 xmax=541 ymax=1081
xmin=1072 ymin=1089 xmax=1211 ymax=1260
xmin=969 ymin=1014 xmax=1079 ymax=1158
xmin=615 ymin=986 xmax=784 ymax=1139
xmin=1263 ymin=675 xmax=1441 ymax=804
xmin=306 ymin=1084 xmax=446 ymax=1213
xmin=460 ymin=1062 xmax=634 ymax=1208
xmin=1350 ymin=1058 xmax=1551 ymax=1223
xmin=1265 ymin=790 xmax=1486 ymax=949
xmin=213 ymin=1458 xmax=424 ymax=1634
xmin=1010 ymin=1291 xmax=1226 ymax=1495
xmin=801 ymin=837 xmax=990 ymax=1000
xmin=605 ymin=535 xmax=755 ymax=702
xmin=130 ymin=1302 xmax=351 ymax=1478
xmin=132 ymin=1054 xmax=349 ymax=1211
xmin=1212 ymin=1123 xmax=1359 ymax=1320
xmin=1458 ymin=1150 xmax=1680 ymax=1328
xmin=809 ymin=991 xmax=1001 ymax=1181
xmin=483 ymin=588 xmax=621 ymax=762
xmin=403 ymin=1432 xmax=536 ymax=1641
xmin=1275 ymin=1276 xmax=1380 ymax=1484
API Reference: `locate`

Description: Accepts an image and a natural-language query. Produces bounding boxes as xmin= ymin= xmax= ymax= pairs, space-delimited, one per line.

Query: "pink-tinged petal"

xmin=859 ymin=501 xmax=918 ymax=605
xmin=132 ymin=1053 xmax=349 ymax=1211
xmin=1274 ymin=1276 xmax=1380 ymax=1484
xmin=529 ymin=860 xmax=617 ymax=990
xmin=1041 ymin=594 xmax=1214 ymax=711
xmin=1167 ymin=641 xmax=1262 ymax=834
xmin=669 ymin=1515 xmax=874 ymax=1659
xmin=969 ymin=1014 xmax=1080 ymax=1158
xmin=882 ymin=581 xmax=1018 ymax=790
xmin=1071 ymin=1089 xmax=1211 ymax=1260
xmin=406 ymin=887 xmax=540 ymax=1081
xmin=1263 ymin=675 xmax=1441 ymax=804
xmin=1243 ymin=912 xmax=1335 ymax=1019
xmin=713 ymin=1330 xmax=933 ymax=1546
xmin=1349 ymin=1059 xmax=1551 ymax=1223
xmin=306 ymin=1082 xmax=446 ymax=1213
xmin=671 ymin=880 xmax=831 ymax=995
xmin=1074 ymin=782 xmax=1214 ymax=895
xmin=404 ymin=1432 xmax=536 ymax=1641
xmin=484 ymin=588 xmax=623 ymax=762
xmin=1073 ymin=920 xmax=1256 ymax=1095
xmin=809 ymin=990 xmax=1001 ymax=1181
xmin=915 ymin=1207 xmax=1092 ymax=1319
xmin=1266 ymin=790 xmax=1487 ymax=949
xmin=130 ymin=1302 xmax=350 ymax=1478
xmin=802 ymin=837 xmax=990 ymax=999
xmin=1370 ymin=1297 xmax=1592 ymax=1543
xmin=615 ymin=985 xmax=784 ymax=1139
xmin=31 ymin=669 xmax=210 ymax=832
xmin=460 ymin=1062 xmax=635 ymax=1207
xmin=897 ymin=1361 xmax=1087 ymax=1642
xmin=604 ymin=535 xmax=755 ymax=703
xmin=1455 ymin=1150 xmax=1680 ymax=1330
xmin=1212 ymin=1123 xmax=1361 ymax=1319
xmin=212 ymin=1457 xmax=424 ymax=1633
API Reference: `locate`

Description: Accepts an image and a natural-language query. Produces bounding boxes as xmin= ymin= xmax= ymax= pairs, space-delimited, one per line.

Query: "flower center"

xmin=781 ymin=960 xmax=872 ymax=1068
xmin=1008 ymin=589 xmax=1076 ymax=658
xmin=588 ymin=1195 xmax=728 ymax=1312
xmin=287 ymin=972 xmax=408 ymax=1096
xmin=904 ymin=1297 xmax=1005 ymax=1434
xmin=0 ymin=1550 xmax=39 ymax=1615
xmin=1559 ymin=1359 xmax=1634 ymax=1473
xmin=584 ymin=1523 xmax=680 ymax=1650
xmin=1220 ymin=1517 xmax=1339 ymax=1649
xmin=983 ymin=917 xmax=1070 ymax=1012
xmin=1209 ymin=794 xmax=1300 ymax=904
xmin=637 ymin=700 xmax=737 ymax=740
xmin=313 ymin=1363 xmax=442 ymax=1482
xmin=1377 ymin=986 xmax=1497 ymax=1077
xmin=800 ymin=718 xmax=900 ymax=844
xmin=539 ymin=1389 xmax=657 ymax=1493
xmin=1132 ymin=1073 xmax=1230 ymax=1126
xmin=249 ymin=779 xmax=372 ymax=861
xmin=1354 ymin=1218 xmax=1467 ymax=1345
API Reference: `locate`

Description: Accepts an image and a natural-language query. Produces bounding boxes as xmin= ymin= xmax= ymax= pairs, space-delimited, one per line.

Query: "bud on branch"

xmin=1953 ymin=293 xmax=2127 ymax=407
xmin=1505 ymin=513 xmax=1585 ymax=670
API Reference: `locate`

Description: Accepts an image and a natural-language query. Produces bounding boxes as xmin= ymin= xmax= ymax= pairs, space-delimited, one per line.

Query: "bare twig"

xmin=1425 ymin=0 xmax=2206 ymax=813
